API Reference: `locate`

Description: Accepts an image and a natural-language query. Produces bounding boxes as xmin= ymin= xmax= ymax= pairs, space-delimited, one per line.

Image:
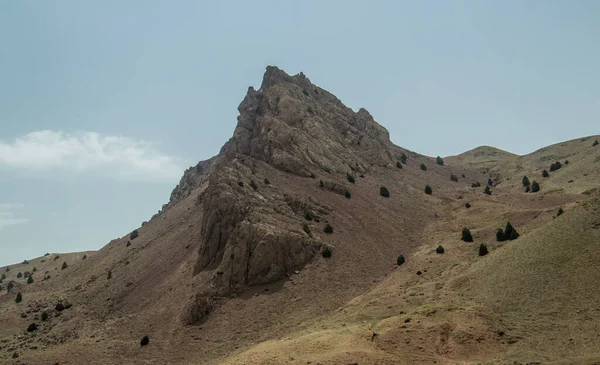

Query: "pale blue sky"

xmin=1 ymin=1 xmax=598 ymax=266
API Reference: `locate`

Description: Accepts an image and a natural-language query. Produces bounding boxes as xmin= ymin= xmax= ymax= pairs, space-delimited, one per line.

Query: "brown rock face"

xmin=186 ymin=66 xmax=399 ymax=297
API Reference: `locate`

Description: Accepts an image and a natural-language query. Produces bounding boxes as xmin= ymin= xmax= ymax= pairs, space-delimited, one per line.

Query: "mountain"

xmin=0 ymin=67 xmax=599 ymax=365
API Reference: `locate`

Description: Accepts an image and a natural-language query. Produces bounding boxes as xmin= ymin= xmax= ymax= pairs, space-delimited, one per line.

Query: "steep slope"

xmin=0 ymin=67 xmax=598 ymax=365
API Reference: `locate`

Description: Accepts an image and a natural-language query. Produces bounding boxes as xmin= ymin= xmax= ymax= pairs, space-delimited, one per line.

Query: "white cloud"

xmin=0 ymin=131 xmax=183 ymax=182
xmin=0 ymin=203 xmax=29 ymax=231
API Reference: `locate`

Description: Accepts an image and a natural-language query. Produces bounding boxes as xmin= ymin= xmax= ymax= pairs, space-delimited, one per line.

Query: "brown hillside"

xmin=0 ymin=67 xmax=598 ymax=365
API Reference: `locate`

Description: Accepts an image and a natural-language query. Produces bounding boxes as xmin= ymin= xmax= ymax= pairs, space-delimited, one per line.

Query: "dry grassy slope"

xmin=219 ymin=140 xmax=600 ymax=365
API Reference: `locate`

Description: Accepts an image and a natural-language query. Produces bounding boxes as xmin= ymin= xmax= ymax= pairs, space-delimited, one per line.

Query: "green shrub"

xmin=237 ymin=181 xmax=244 ymax=187
xmin=462 ymin=227 xmax=473 ymax=242
xmin=15 ymin=292 xmax=22 ymax=304
xmin=424 ymin=185 xmax=432 ymax=195
xmin=400 ymin=153 xmax=407 ymax=164
xmin=27 ymin=276 xmax=33 ymax=284
xmin=483 ymin=186 xmax=492 ymax=195
xmin=24 ymin=272 xmax=30 ymax=278
xmin=531 ymin=181 xmax=540 ymax=192
xmin=525 ymin=186 xmax=531 ymax=193
xmin=420 ymin=163 xmax=427 ymax=171
xmin=450 ymin=174 xmax=458 ymax=182
xmin=496 ymin=229 xmax=506 ymax=242
xmin=435 ymin=245 xmax=445 ymax=254
xmin=126 ymin=241 xmax=131 ymax=247
xmin=130 ymin=230 xmax=139 ymax=240
xmin=54 ymin=255 xmax=60 ymax=261
xmin=380 ymin=186 xmax=390 ymax=198
xmin=542 ymin=169 xmax=549 ymax=178
xmin=250 ymin=181 xmax=258 ymax=190
xmin=263 ymin=178 xmax=270 ymax=185
xmin=141 ymin=335 xmax=150 ymax=347
xmin=593 ymin=139 xmax=599 ymax=147
xmin=397 ymin=255 xmax=405 ymax=266
xmin=322 ymin=246 xmax=332 ymax=258
xmin=504 ymin=222 xmax=519 ymax=240
xmin=556 ymin=207 xmax=564 ymax=217
xmin=17 ymin=272 xmax=22 ymax=279
xmin=396 ymin=161 xmax=403 ymax=169
xmin=549 ymin=161 xmax=562 ymax=172
xmin=323 ymin=224 xmax=333 ymax=234
xmin=82 ymin=255 xmax=86 ymax=260
xmin=347 ymin=173 xmax=355 ymax=184
xmin=471 ymin=182 xmax=481 ymax=188
xmin=41 ymin=311 xmax=48 ymax=321
xmin=302 ymin=224 xmax=310 ymax=235
xmin=319 ymin=180 xmax=324 ymax=187
xmin=304 ymin=211 xmax=314 ymax=221
xmin=1 ymin=273 xmax=5 ymax=280
xmin=7 ymin=281 xmax=14 ymax=292
xmin=22 ymin=260 xmax=29 ymax=265
xmin=61 ymin=262 xmax=68 ymax=270
xmin=55 ymin=302 xmax=65 ymax=311
xmin=564 ymin=160 xmax=569 ymax=165
xmin=344 ymin=190 xmax=351 ymax=199
xmin=522 ymin=176 xmax=530 ymax=187
xmin=5 ymin=267 xmax=9 ymax=272
xmin=27 ymin=323 xmax=37 ymax=332
xmin=32 ymin=267 xmax=37 ymax=272
xmin=465 ymin=202 xmax=471 ymax=208
xmin=107 ymin=270 xmax=112 ymax=280
xmin=479 ymin=244 xmax=489 ymax=256
xmin=436 ymin=156 xmax=444 ymax=165
xmin=488 ymin=178 xmax=494 ymax=186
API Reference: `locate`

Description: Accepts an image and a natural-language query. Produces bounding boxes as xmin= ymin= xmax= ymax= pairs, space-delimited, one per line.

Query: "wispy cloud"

xmin=0 ymin=131 xmax=183 ymax=182
xmin=0 ymin=204 xmax=29 ymax=231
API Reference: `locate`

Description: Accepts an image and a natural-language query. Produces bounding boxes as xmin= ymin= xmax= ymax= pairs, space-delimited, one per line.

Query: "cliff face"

xmin=161 ymin=66 xmax=403 ymax=297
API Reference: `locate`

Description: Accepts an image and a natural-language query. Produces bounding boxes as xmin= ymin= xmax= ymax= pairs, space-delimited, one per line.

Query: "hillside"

xmin=0 ymin=67 xmax=599 ymax=365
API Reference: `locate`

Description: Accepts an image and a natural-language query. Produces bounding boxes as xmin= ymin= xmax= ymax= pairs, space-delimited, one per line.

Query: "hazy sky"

xmin=1 ymin=1 xmax=599 ymax=266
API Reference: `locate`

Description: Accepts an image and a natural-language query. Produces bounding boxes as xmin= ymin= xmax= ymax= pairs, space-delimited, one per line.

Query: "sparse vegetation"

xmin=347 ymin=173 xmax=355 ymax=184
xmin=107 ymin=270 xmax=112 ymax=280
xmin=396 ymin=161 xmax=403 ymax=169
xmin=140 ymin=335 xmax=150 ymax=347
xmin=250 ymin=181 xmax=258 ymax=190
xmin=130 ymin=230 xmax=139 ymax=240
xmin=17 ymin=272 xmax=22 ymax=279
xmin=302 ymin=224 xmax=310 ymax=235
xmin=479 ymin=244 xmax=489 ymax=256
xmin=542 ymin=169 xmax=549 ymax=178
xmin=32 ymin=267 xmax=37 ymax=272
xmin=27 ymin=276 xmax=33 ymax=284
xmin=436 ymin=245 xmax=445 ymax=254
xmin=496 ymin=229 xmax=507 ymax=242
xmin=488 ymin=178 xmax=493 ymax=186
xmin=593 ymin=139 xmax=599 ymax=147
xmin=55 ymin=302 xmax=65 ymax=311
xmin=549 ymin=161 xmax=562 ymax=172
xmin=436 ymin=156 xmax=444 ymax=165
xmin=54 ymin=255 xmax=60 ymax=261
xmin=564 ymin=160 xmax=569 ymax=165
xmin=471 ymin=182 xmax=481 ymax=188
xmin=556 ymin=207 xmax=564 ymax=217
xmin=380 ymin=186 xmax=390 ymax=198
xmin=522 ymin=176 xmax=530 ymax=187
xmin=61 ymin=262 xmax=68 ymax=270
xmin=504 ymin=222 xmax=519 ymax=240
xmin=344 ymin=190 xmax=351 ymax=199
xmin=27 ymin=323 xmax=37 ymax=332
xmin=15 ymin=293 xmax=22 ymax=304
xmin=82 ymin=255 xmax=86 ymax=260
xmin=462 ymin=227 xmax=473 ymax=242
xmin=126 ymin=241 xmax=131 ymax=247
xmin=397 ymin=255 xmax=405 ymax=266
xmin=22 ymin=260 xmax=29 ymax=265
xmin=400 ymin=153 xmax=407 ymax=164
xmin=531 ymin=181 xmax=540 ymax=192
xmin=424 ymin=185 xmax=432 ymax=195
xmin=450 ymin=174 xmax=458 ymax=182
xmin=321 ymin=246 xmax=332 ymax=258
xmin=465 ymin=202 xmax=471 ymax=208
xmin=420 ymin=163 xmax=427 ymax=171
xmin=319 ymin=180 xmax=324 ymax=187
xmin=304 ymin=210 xmax=315 ymax=221
xmin=323 ymin=224 xmax=333 ymax=234
xmin=7 ymin=281 xmax=14 ymax=292
xmin=483 ymin=186 xmax=492 ymax=195
xmin=238 ymin=181 xmax=244 ymax=187
xmin=41 ymin=311 xmax=49 ymax=321
xmin=263 ymin=177 xmax=270 ymax=185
